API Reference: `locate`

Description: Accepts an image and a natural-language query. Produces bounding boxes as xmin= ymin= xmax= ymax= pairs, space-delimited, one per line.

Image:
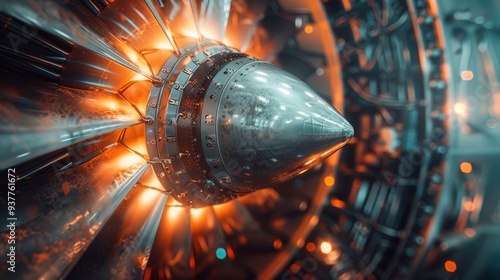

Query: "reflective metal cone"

xmin=213 ymin=61 xmax=354 ymax=193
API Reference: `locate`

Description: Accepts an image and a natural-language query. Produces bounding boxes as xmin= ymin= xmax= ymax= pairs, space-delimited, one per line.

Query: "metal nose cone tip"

xmin=211 ymin=60 xmax=353 ymax=193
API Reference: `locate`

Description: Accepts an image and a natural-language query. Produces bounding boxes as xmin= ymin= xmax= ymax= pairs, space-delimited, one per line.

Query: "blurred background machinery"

xmin=1 ymin=0 xmax=500 ymax=279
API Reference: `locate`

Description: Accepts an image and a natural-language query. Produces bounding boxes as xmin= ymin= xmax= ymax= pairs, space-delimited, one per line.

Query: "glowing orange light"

xmin=226 ymin=246 xmax=236 ymax=259
xmin=320 ymin=241 xmax=332 ymax=254
xmin=310 ymin=215 xmax=319 ymax=226
xmin=306 ymin=242 xmax=316 ymax=252
xmin=273 ymin=239 xmax=282 ymax=249
xmin=460 ymin=162 xmax=472 ymax=174
xmin=126 ymin=49 xmax=151 ymax=76
xmin=140 ymin=173 xmax=164 ymax=191
xmin=444 ymin=260 xmax=457 ymax=273
xmin=454 ymin=102 xmax=466 ymax=115
xmin=126 ymin=49 xmax=139 ymax=64
xmin=189 ymin=255 xmax=196 ymax=269
xmin=330 ymin=197 xmax=346 ymax=209
xmin=212 ymin=202 xmax=235 ymax=220
xmin=463 ymin=200 xmax=475 ymax=212
xmin=304 ymin=24 xmax=314 ymax=34
xmin=190 ymin=208 xmax=203 ymax=218
xmin=464 ymin=228 xmax=476 ymax=237
xmin=132 ymin=72 xmax=149 ymax=81
xmin=167 ymin=206 xmax=183 ymax=219
xmin=324 ymin=176 xmax=335 ymax=187
xmin=222 ymin=37 xmax=234 ymax=48
xmin=182 ymin=29 xmax=202 ymax=40
xmin=123 ymin=130 xmax=149 ymax=156
xmin=461 ymin=70 xmax=474 ymax=81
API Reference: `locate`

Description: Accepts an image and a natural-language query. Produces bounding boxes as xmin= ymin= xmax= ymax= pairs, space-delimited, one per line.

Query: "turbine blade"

xmin=68 ymin=187 xmax=167 ymax=279
xmin=142 ymin=0 xmax=199 ymax=44
xmin=194 ymin=0 xmax=231 ymax=41
xmin=0 ymin=0 xmax=153 ymax=78
xmin=0 ymin=147 xmax=149 ymax=279
xmin=0 ymin=80 xmax=141 ymax=168
xmin=147 ymin=197 xmax=194 ymax=279
xmin=224 ymin=0 xmax=268 ymax=51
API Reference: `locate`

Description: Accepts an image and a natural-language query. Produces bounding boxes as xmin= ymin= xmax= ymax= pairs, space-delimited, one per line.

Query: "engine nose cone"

xmin=146 ymin=42 xmax=353 ymax=206
xmin=207 ymin=61 xmax=353 ymax=192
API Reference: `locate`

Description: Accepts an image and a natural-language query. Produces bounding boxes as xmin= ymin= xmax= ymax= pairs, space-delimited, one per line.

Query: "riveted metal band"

xmin=146 ymin=40 xmax=252 ymax=206
xmin=200 ymin=58 xmax=266 ymax=193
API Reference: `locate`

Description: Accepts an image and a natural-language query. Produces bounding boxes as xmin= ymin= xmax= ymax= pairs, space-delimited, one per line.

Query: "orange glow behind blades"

xmin=190 ymin=207 xmax=216 ymax=231
xmin=88 ymin=151 xmax=144 ymax=190
xmin=212 ymin=202 xmax=236 ymax=223
xmin=167 ymin=205 xmax=184 ymax=220
xmin=139 ymin=188 xmax=159 ymax=204
xmin=124 ymin=188 xmax=164 ymax=228
xmin=460 ymin=162 xmax=472 ymax=174
xmin=101 ymin=99 xmax=119 ymax=110
xmin=181 ymin=29 xmax=203 ymax=40
xmin=190 ymin=208 xmax=205 ymax=219
xmin=116 ymin=153 xmax=143 ymax=169
xmin=125 ymin=48 xmax=153 ymax=78
xmin=122 ymin=126 xmax=149 ymax=156
xmin=222 ymin=36 xmax=235 ymax=49
xmin=139 ymin=171 xmax=164 ymax=191
xmin=156 ymin=42 xmax=174 ymax=50
xmin=81 ymin=97 xmax=137 ymax=120
xmin=330 ymin=197 xmax=346 ymax=209
xmin=132 ymin=72 xmax=150 ymax=81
